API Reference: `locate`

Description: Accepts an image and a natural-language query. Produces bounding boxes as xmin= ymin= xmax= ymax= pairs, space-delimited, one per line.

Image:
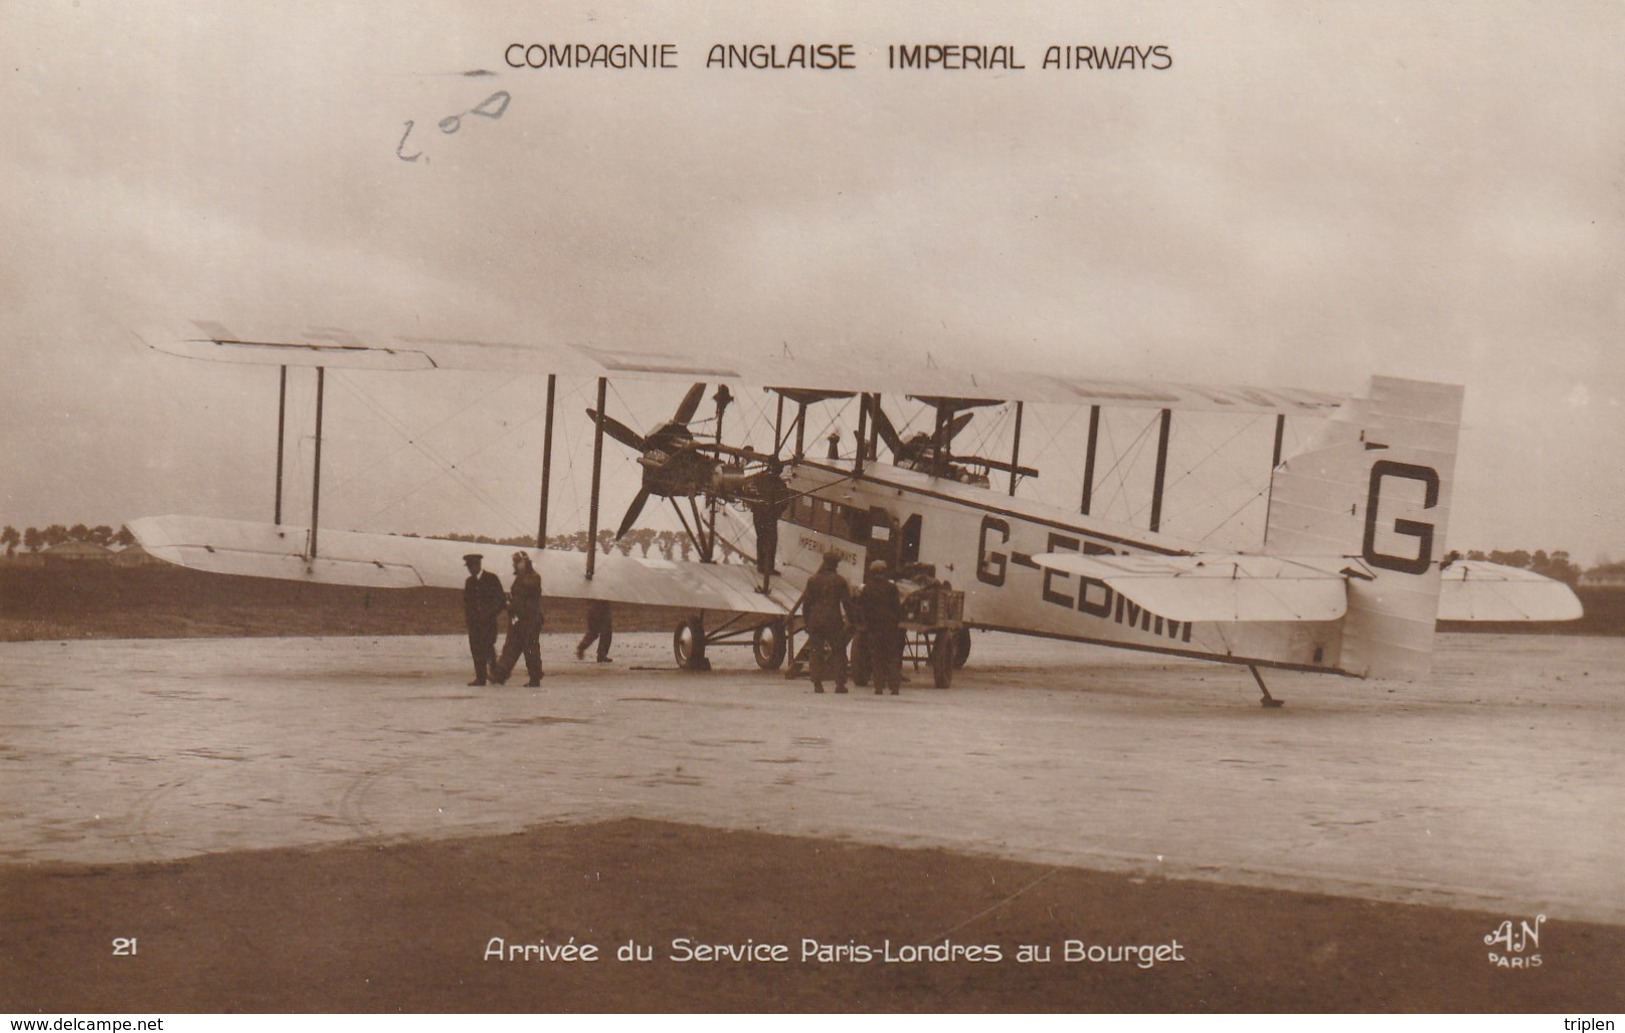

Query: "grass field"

xmin=0 ymin=563 xmax=684 ymax=641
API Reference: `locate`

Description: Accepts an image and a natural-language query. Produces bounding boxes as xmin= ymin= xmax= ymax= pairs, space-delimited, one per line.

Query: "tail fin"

xmin=1265 ymin=376 xmax=1464 ymax=678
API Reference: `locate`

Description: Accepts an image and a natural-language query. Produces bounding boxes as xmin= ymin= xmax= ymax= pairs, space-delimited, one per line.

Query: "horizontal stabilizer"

xmin=1029 ymin=552 xmax=1348 ymax=623
xmin=130 ymin=515 xmax=795 ymax=616
xmin=1437 ymin=561 xmax=1584 ymax=621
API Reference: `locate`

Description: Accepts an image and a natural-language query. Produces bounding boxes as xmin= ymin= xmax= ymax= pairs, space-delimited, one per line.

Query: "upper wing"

xmin=136 ymin=320 xmax=1343 ymax=416
xmin=1029 ymin=552 xmax=1350 ymax=623
xmin=1436 ymin=561 xmax=1584 ymax=621
xmin=129 ymin=515 xmax=798 ymax=617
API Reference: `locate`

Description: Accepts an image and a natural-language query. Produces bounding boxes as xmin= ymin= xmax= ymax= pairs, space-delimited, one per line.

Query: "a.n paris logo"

xmin=1484 ymin=914 xmax=1544 ymax=969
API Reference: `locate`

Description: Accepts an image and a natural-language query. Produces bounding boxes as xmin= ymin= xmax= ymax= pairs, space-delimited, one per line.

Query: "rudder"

xmin=1265 ymin=376 xmax=1464 ymax=678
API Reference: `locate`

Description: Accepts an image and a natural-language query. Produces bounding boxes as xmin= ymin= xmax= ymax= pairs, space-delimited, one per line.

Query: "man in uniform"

xmin=751 ymin=497 xmax=782 ymax=588
xmin=796 ymin=550 xmax=854 ymax=693
xmin=576 ymin=599 xmax=613 ymax=663
xmin=856 ymin=560 xmax=904 ymax=694
xmin=462 ymin=553 xmax=507 ymax=686
xmin=491 ymin=551 xmax=543 ymax=686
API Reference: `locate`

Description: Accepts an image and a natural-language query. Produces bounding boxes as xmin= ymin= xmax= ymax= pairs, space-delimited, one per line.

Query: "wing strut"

xmin=1149 ymin=407 xmax=1172 ymax=533
xmin=1008 ymin=400 xmax=1025 ymax=497
xmin=536 ymin=374 xmax=556 ymax=548
xmin=853 ymin=392 xmax=869 ymax=475
xmin=864 ymin=392 xmax=881 ymax=463
xmin=773 ymin=392 xmax=786 ymax=459
xmin=308 ymin=366 xmax=326 ymax=559
xmin=274 ymin=365 xmax=287 ymax=525
xmin=705 ymin=384 xmax=731 ymax=562
xmin=1080 ymin=404 xmax=1100 ymax=515
xmin=586 ymin=376 xmax=607 ymax=580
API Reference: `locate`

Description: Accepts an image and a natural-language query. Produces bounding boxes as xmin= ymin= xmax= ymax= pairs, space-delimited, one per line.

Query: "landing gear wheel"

xmin=674 ymin=617 xmax=710 ymax=671
xmin=752 ymin=621 xmax=787 ymax=670
xmin=930 ymin=631 xmax=954 ymax=689
xmin=850 ymin=631 xmax=870 ymax=688
xmin=952 ymin=628 xmax=972 ymax=669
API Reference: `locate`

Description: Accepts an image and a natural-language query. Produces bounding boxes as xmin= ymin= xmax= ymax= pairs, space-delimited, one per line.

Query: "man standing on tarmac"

xmin=491 ymin=551 xmax=544 ymax=686
xmin=797 ymin=550 xmax=854 ymax=694
xmin=462 ymin=553 xmax=507 ymax=686
xmin=856 ymin=560 xmax=904 ymax=694
xmin=576 ymin=599 xmax=613 ymax=663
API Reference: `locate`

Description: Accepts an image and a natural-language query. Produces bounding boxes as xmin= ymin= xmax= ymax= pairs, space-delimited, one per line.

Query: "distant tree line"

xmin=2 ymin=523 xmax=135 ymax=557
xmin=430 ymin=528 xmax=746 ymax=564
xmin=0 ymin=522 xmax=752 ymax=564
xmin=1579 ymin=558 xmax=1625 ymax=579
xmin=1447 ymin=549 xmax=1584 ymax=585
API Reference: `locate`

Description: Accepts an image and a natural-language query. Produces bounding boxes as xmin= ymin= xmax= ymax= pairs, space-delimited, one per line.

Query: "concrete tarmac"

xmin=2 ymin=631 xmax=1621 ymax=924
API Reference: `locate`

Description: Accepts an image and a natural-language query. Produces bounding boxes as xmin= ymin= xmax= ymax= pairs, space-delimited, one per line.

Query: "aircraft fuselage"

xmin=778 ymin=459 xmax=1346 ymax=675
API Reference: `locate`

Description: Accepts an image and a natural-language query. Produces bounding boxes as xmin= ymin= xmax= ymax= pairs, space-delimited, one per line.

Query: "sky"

xmin=2 ymin=0 xmax=1621 ymax=562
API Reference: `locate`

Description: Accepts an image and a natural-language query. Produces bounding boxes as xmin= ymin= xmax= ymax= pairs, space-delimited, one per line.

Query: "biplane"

xmin=129 ymin=322 xmax=1582 ymax=705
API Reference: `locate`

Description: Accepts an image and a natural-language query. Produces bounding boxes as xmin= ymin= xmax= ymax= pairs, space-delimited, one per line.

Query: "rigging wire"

xmin=1098 ymin=412 xmax=1156 ymax=524
xmin=1154 ymin=414 xmax=1270 ymax=542
xmin=332 ymin=370 xmax=534 ymax=534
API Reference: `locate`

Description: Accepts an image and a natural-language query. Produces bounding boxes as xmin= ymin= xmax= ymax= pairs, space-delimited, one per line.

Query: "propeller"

xmin=594 ymin=413 xmax=647 ymax=452
xmin=586 ymin=383 xmax=718 ymax=539
xmin=588 ymin=382 xmax=708 ymax=454
xmin=671 ymin=382 xmax=707 ymax=425
xmin=616 ymin=488 xmax=652 ymax=540
xmin=871 ymin=403 xmax=907 ymax=457
xmin=870 ymin=402 xmax=974 ymax=466
xmin=867 ymin=397 xmax=1036 ymax=481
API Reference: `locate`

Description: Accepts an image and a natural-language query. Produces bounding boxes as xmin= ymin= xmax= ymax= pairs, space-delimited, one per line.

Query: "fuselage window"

xmin=830 ymin=504 xmax=851 ymax=541
xmin=791 ymin=494 xmax=815 ymax=527
xmin=786 ymin=495 xmax=871 ymax=546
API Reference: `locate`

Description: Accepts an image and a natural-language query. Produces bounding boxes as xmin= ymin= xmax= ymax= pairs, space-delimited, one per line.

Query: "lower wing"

xmin=129 ymin=515 xmax=796 ymax=616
